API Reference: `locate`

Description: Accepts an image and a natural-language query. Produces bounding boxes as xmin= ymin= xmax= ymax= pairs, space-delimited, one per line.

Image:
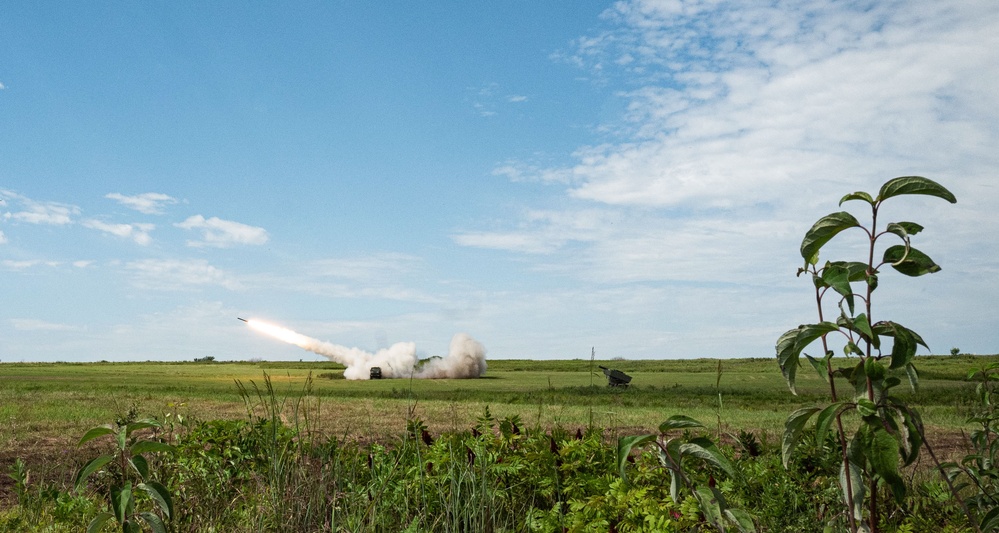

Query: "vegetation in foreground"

xmin=1 ymin=362 xmax=996 ymax=533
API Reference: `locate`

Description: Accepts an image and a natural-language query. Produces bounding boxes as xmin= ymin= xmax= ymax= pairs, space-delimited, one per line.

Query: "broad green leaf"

xmin=884 ymin=222 xmax=913 ymax=242
xmin=693 ymin=485 xmax=726 ymax=533
xmin=777 ymin=323 xmax=840 ymax=394
xmin=908 ymin=328 xmax=929 ymax=350
xmin=898 ymin=406 xmax=923 ymax=466
xmin=892 ymin=221 xmax=924 ymax=236
xmin=617 ymin=434 xmax=656 ymax=482
xmin=800 ymin=212 xmax=861 ymax=265
xmin=124 ymin=420 xmax=160 ymax=437
xmin=883 ymin=245 xmax=941 ymax=276
xmin=669 ymin=469 xmax=681 ymax=502
xmin=840 ymin=191 xmax=874 ymax=206
xmin=889 ymin=327 xmax=915 ymax=369
xmin=854 ymin=314 xmax=876 ymax=347
xmin=75 ymin=455 xmax=114 ymax=492
xmin=78 ymin=426 xmax=114 ymax=446
xmin=138 ymin=513 xmax=167 ymax=533
xmin=659 ymin=415 xmax=705 ymax=433
xmin=129 ymin=455 xmax=149 ymax=481
xmin=724 ymin=508 xmax=758 ymax=533
xmin=846 ymin=360 xmax=868 ymax=397
xmin=804 ymin=352 xmax=831 ymax=383
xmin=905 ymin=363 xmax=919 ymax=392
xmin=138 ymin=481 xmax=173 ymax=520
xmin=822 ymin=263 xmax=855 ymax=314
xmin=836 ymin=313 xmax=879 ymax=349
xmin=782 ymin=407 xmax=820 ymax=468
xmin=873 ymin=321 xmax=915 ymax=369
xmin=844 ymin=341 xmax=864 ymax=356
xmin=979 ymin=506 xmax=999 ymax=532
xmin=868 ymin=429 xmax=905 ymax=503
xmin=815 ymin=401 xmax=852 ymax=446
xmin=864 ymin=358 xmax=886 ymax=383
xmin=857 ymin=398 xmax=877 ymax=417
xmin=680 ymin=436 xmax=737 ymax=479
xmin=877 ymin=176 xmax=956 ymax=204
xmin=839 ymin=460 xmax=866 ymax=523
xmin=776 ymin=329 xmax=801 ymax=395
xmin=130 ymin=441 xmax=175 ymax=456
xmin=112 ymin=482 xmax=133 ymax=524
xmin=87 ymin=512 xmax=115 ymax=533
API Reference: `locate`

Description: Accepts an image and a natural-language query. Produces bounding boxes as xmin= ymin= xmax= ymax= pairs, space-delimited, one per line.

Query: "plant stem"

xmin=816 ymin=273 xmax=859 ymax=533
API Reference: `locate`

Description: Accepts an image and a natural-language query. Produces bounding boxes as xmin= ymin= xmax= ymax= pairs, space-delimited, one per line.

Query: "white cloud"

xmin=507 ymin=95 xmax=528 ymax=103
xmin=453 ymin=208 xmax=618 ymax=254
xmin=0 ymin=230 xmax=6 ymax=244
xmin=106 ymin=192 xmax=177 ymax=215
xmin=307 ymin=253 xmax=420 ymax=281
xmin=126 ymin=258 xmax=243 ymax=290
xmin=10 ymin=318 xmax=85 ymax=332
xmin=2 ymin=259 xmax=60 ymax=270
xmin=546 ymin=0 xmax=999 ymax=209
xmin=73 ymin=260 xmax=93 ymax=268
xmin=475 ymin=0 xmax=998 ymax=254
xmin=4 ymin=196 xmax=78 ymax=225
xmin=0 ymin=81 xmax=5 ymax=90
xmin=83 ymin=220 xmax=154 ymax=245
xmin=174 ymin=215 xmax=268 ymax=248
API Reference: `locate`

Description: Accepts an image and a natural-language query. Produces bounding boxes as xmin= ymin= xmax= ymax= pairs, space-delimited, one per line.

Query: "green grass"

xmin=1 ymin=354 xmax=995 ymax=454
xmin=2 ymin=355 xmax=997 ymax=532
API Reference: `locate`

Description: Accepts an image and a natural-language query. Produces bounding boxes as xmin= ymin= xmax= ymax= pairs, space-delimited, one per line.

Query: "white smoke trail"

xmin=243 ymin=319 xmax=486 ymax=380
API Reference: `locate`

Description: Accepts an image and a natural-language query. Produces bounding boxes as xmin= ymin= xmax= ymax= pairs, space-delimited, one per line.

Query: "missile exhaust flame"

xmin=238 ymin=317 xmax=486 ymax=380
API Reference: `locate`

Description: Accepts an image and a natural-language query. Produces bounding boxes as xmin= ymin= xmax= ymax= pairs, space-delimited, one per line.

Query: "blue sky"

xmin=2 ymin=0 xmax=997 ymax=362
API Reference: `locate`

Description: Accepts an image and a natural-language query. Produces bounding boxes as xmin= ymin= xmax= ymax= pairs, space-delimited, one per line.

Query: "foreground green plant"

xmin=75 ymin=418 xmax=176 ymax=533
xmin=777 ymin=176 xmax=958 ymax=532
xmin=619 ymin=415 xmax=755 ymax=532
xmin=947 ymin=363 xmax=999 ymax=531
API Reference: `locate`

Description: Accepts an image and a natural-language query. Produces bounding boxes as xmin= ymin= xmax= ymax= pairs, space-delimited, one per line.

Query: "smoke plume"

xmin=243 ymin=319 xmax=486 ymax=380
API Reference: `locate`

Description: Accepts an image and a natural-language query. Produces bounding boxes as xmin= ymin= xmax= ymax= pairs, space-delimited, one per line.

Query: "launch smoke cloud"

xmin=241 ymin=318 xmax=487 ymax=380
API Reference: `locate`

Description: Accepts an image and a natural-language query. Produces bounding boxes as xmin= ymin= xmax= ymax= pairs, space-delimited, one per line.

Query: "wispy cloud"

xmin=464 ymin=1 xmax=999 ymax=275
xmin=545 ymin=0 xmax=999 ymax=210
xmin=2 ymin=259 xmax=61 ymax=270
xmin=83 ymin=220 xmax=155 ymax=245
xmin=174 ymin=215 xmax=268 ymax=248
xmin=0 ymin=230 xmax=6 ymax=245
xmin=126 ymin=258 xmax=243 ymax=290
xmin=468 ymin=83 xmax=530 ymax=117
xmin=10 ymin=318 xmax=85 ymax=332
xmin=307 ymin=253 xmax=421 ymax=281
xmin=0 ymin=190 xmax=79 ymax=225
xmin=453 ymin=208 xmax=617 ymax=255
xmin=106 ymin=192 xmax=178 ymax=215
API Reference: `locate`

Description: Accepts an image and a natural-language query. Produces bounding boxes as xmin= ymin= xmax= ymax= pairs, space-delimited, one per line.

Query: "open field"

xmin=2 ymin=354 xmax=997 ymax=531
xmin=2 ymin=355 xmax=994 ymax=453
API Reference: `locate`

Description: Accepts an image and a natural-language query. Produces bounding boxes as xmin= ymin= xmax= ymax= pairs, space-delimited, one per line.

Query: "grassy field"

xmin=2 ymin=354 xmax=993 ymax=456
xmin=2 ymin=354 xmax=997 ymax=531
